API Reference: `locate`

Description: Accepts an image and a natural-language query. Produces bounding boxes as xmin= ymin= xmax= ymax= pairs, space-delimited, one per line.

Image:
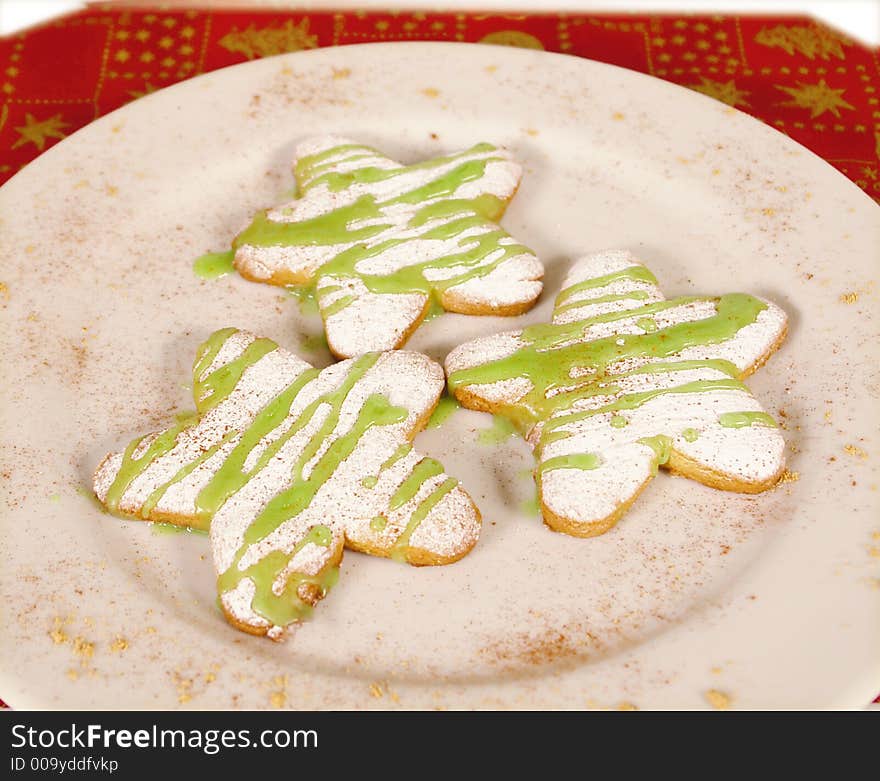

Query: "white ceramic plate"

xmin=1 ymin=43 xmax=878 ymax=710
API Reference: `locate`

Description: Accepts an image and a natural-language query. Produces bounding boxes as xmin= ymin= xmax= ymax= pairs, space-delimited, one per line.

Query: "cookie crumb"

xmin=705 ymin=689 xmax=732 ymax=710
xmin=109 ymin=636 xmax=128 ymax=652
xmin=778 ymin=470 xmax=800 ymax=484
xmin=843 ymin=444 xmax=868 ymax=459
xmin=421 ymin=87 xmax=440 ymax=98
xmin=617 ymin=701 xmax=638 ymax=711
xmin=49 ymin=616 xmax=68 ymax=645
xmin=72 ymin=637 xmax=94 ymax=663
xmin=369 ymin=682 xmax=384 ymax=698
xmin=839 ymin=291 xmax=858 ymax=304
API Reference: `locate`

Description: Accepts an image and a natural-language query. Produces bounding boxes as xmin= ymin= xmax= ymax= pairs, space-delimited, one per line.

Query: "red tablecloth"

xmin=2 ymin=5 xmax=879 ymax=200
xmin=0 ymin=6 xmax=877 ymax=709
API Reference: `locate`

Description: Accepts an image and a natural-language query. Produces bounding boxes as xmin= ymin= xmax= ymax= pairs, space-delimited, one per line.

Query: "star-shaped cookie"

xmin=446 ymin=251 xmax=788 ymax=538
xmin=232 ymin=136 xmax=544 ymax=358
xmin=94 ymin=329 xmax=480 ymax=639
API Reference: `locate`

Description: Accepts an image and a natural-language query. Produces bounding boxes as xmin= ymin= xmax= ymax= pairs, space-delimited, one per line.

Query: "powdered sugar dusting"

xmin=232 ymin=136 xmax=543 ymax=357
xmin=93 ymin=331 xmax=480 ymax=639
xmin=446 ymin=251 xmax=788 ymax=537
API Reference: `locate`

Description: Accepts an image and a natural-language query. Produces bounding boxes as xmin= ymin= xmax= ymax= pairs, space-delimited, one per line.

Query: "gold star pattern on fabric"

xmin=689 ymin=77 xmax=751 ymax=107
xmin=12 ymin=113 xmax=69 ymax=151
xmin=755 ymin=24 xmax=851 ymax=60
xmin=218 ymin=18 xmax=317 ymax=59
xmin=127 ymin=83 xmax=158 ymax=101
xmin=777 ymin=79 xmax=855 ymax=118
xmin=479 ymin=30 xmax=545 ymax=50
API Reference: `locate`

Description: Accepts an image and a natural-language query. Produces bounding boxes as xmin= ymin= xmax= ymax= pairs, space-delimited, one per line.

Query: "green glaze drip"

xmin=554 ymin=266 xmax=658 ymax=306
xmin=193 ymin=251 xmax=235 ymax=280
xmin=610 ymin=415 xmax=628 ymax=428
xmin=151 ymin=522 xmax=208 ymax=537
xmin=540 ymin=378 xmax=747 ymax=447
xmin=321 ymin=294 xmax=356 ymax=317
xmin=682 ymin=428 xmax=700 ymax=442
xmin=477 ymin=415 xmax=519 ymax=445
xmin=426 ymin=395 xmax=460 ymax=429
xmin=638 ymin=435 xmax=673 ymax=475
xmin=370 ymin=515 xmax=387 ymax=532
xmin=359 ymin=443 xmax=414 ymax=490
xmin=195 ymin=367 xmax=320 ymax=521
xmin=381 ymin=443 xmax=412 ymax=471
xmin=448 ymin=293 xmax=767 ymax=430
xmin=718 ymin=411 xmax=778 ymax=429
xmin=218 ymin=362 xmax=410 ymax=626
xmin=140 ymin=431 xmax=236 ymax=524
xmin=538 ymin=453 xmax=601 ymax=474
xmin=390 ymin=478 xmax=459 ymax=562
xmin=195 ymin=338 xmax=277 ymax=413
xmin=217 ymin=525 xmax=339 ymax=627
xmin=193 ymin=328 xmax=240 ymax=392
xmin=300 ymin=332 xmax=328 ymax=354
xmin=423 ymin=295 xmax=446 ymax=322
xmin=520 ymin=493 xmax=540 ymax=517
xmin=389 ymin=458 xmax=445 ymax=511
xmin=104 ymin=330 xmax=255 ymax=514
xmin=103 ymin=424 xmax=196 ymax=515
xmin=233 ymin=141 xmax=531 ymax=320
xmin=554 ymin=290 xmax=649 ymax=316
xmin=636 ymin=316 xmax=657 ymax=333
xmin=287 ymin=283 xmax=319 ymax=316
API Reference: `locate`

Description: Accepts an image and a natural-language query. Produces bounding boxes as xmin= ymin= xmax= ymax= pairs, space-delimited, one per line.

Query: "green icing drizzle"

xmin=370 ymin=516 xmax=387 ymax=532
xmin=300 ymin=332 xmax=328 ymax=354
xmin=682 ymin=428 xmax=700 ymax=442
xmin=553 ymin=266 xmax=658 ymax=307
xmin=520 ymin=493 xmax=540 ymax=517
xmin=389 ymin=458 xmax=445 ymax=511
xmin=192 ymin=251 xmax=235 ymax=280
xmin=151 ymin=522 xmax=207 ymax=537
xmin=361 ymin=475 xmax=379 ymax=489
xmin=217 ymin=525 xmax=339 ymax=627
xmin=554 ymin=290 xmax=649 ymax=317
xmin=195 ymin=337 xmax=277 ymax=413
xmin=232 ymin=142 xmax=533 ymax=321
xmin=477 ymin=415 xmax=519 ymax=445
xmin=426 ymin=395 xmax=460 ymax=429
xmin=718 ymin=411 xmax=778 ymax=429
xmin=390 ymin=478 xmax=459 ymax=563
xmin=287 ymin=282 xmax=319 ymax=316
xmin=102 ymin=329 xmax=461 ymax=628
xmin=381 ymin=443 xmax=412 ymax=471
xmin=610 ymin=415 xmax=628 ymax=428
xmin=638 ymin=435 xmax=673 ymax=474
xmin=636 ymin=316 xmax=657 ymax=333
xmin=448 ymin=293 xmax=769 ymax=430
xmin=538 ymin=453 xmax=601 ymax=474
